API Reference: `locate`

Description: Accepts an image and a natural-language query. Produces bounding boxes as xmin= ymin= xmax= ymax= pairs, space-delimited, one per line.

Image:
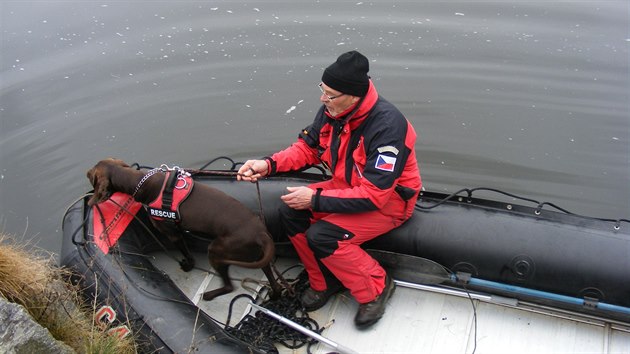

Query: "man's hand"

xmin=281 ymin=186 xmax=314 ymax=210
xmin=237 ymin=159 xmax=268 ymax=182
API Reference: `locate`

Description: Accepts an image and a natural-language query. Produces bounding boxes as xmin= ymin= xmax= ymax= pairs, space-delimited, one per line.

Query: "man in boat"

xmin=238 ymin=50 xmax=422 ymax=328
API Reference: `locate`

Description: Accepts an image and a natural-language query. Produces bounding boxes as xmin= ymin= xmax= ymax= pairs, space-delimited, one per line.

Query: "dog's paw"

xmin=202 ymin=286 xmax=233 ymax=301
xmin=268 ymin=284 xmax=284 ymax=300
xmin=202 ymin=291 xmax=217 ymax=301
xmin=179 ymin=258 xmax=195 ymax=272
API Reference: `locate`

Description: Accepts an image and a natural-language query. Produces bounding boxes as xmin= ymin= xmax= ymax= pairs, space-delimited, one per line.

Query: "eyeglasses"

xmin=318 ymin=83 xmax=345 ymax=101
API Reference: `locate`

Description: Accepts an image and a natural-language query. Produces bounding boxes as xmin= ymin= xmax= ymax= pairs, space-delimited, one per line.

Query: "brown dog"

xmin=87 ymin=158 xmax=282 ymax=301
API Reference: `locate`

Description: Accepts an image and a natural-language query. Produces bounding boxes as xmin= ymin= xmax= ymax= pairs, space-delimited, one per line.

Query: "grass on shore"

xmin=0 ymin=234 xmax=136 ymax=354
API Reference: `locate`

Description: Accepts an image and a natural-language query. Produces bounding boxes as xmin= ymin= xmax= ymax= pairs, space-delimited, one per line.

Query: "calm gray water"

xmin=1 ymin=1 xmax=628 ymax=255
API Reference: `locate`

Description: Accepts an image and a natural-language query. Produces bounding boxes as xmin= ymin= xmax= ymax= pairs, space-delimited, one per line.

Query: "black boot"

xmin=301 ymin=281 xmax=345 ymax=312
xmin=354 ymin=275 xmax=395 ymax=329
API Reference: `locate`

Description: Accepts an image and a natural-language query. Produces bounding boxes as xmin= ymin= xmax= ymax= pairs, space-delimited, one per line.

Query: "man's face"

xmin=319 ymin=82 xmax=359 ymax=117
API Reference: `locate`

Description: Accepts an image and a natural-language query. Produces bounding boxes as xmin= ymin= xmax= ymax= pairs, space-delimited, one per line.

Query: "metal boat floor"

xmin=150 ymin=252 xmax=630 ymax=353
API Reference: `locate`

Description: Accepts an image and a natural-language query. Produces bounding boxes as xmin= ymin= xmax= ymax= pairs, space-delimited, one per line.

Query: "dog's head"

xmin=87 ymin=158 xmax=130 ymax=206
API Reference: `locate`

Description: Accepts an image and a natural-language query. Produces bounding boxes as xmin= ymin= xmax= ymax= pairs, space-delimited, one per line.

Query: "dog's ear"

xmin=87 ymin=169 xmax=111 ymax=206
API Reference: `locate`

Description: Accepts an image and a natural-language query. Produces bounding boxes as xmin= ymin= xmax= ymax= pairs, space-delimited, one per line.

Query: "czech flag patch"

xmin=375 ymin=154 xmax=396 ymax=172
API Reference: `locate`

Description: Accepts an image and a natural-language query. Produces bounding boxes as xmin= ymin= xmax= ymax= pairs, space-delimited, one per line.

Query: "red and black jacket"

xmin=267 ymin=81 xmax=422 ymax=217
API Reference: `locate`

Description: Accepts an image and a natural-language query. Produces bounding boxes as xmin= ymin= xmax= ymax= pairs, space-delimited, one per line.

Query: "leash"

xmin=185 ymin=168 xmax=266 ymax=223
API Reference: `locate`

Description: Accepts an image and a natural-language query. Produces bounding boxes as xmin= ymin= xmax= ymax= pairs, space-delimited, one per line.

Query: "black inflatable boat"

xmin=60 ymin=158 xmax=630 ymax=353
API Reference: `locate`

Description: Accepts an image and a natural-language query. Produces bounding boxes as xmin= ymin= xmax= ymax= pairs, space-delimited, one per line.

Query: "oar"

xmin=463 ymin=277 xmax=630 ymax=315
xmin=366 ymin=249 xmax=451 ymax=285
xmin=250 ymin=303 xmax=360 ymax=354
xmin=367 ymin=249 xmax=630 ymax=317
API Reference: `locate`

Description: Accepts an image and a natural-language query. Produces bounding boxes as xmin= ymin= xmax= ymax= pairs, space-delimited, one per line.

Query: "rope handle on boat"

xmin=416 ymin=186 xmax=629 ymax=229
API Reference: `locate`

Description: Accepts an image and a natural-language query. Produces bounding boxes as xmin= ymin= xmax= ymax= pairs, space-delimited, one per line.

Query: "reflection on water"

xmin=1 ymin=1 xmax=628 ymax=253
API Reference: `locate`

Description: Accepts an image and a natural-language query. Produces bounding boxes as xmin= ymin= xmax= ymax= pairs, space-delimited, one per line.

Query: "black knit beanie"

xmin=322 ymin=50 xmax=370 ymax=97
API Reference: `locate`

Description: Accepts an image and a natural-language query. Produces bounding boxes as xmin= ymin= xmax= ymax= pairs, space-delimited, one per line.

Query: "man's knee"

xmin=279 ymin=204 xmax=312 ymax=236
xmin=306 ymin=221 xmax=354 ymax=259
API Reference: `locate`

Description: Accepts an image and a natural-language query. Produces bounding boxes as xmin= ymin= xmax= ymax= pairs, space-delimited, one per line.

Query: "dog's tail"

xmin=221 ymin=232 xmax=275 ymax=268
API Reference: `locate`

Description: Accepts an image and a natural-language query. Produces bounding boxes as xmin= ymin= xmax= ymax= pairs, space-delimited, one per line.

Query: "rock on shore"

xmin=0 ymin=297 xmax=75 ymax=354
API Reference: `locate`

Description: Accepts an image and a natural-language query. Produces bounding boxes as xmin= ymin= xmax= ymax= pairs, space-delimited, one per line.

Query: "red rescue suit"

xmin=268 ymin=81 xmax=422 ymax=303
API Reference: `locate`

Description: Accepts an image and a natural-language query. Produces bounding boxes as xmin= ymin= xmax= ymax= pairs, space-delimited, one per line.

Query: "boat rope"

xmin=415 ymin=186 xmax=629 ymax=230
xmin=224 ymin=270 xmax=327 ymax=354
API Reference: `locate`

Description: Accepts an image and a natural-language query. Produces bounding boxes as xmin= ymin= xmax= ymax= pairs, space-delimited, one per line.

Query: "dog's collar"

xmin=133 ymin=167 xmax=164 ymax=197
xmin=133 ymin=165 xmax=191 ymax=198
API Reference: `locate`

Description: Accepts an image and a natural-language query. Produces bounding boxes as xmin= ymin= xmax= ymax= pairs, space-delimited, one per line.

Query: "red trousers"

xmin=281 ymin=205 xmax=405 ymax=304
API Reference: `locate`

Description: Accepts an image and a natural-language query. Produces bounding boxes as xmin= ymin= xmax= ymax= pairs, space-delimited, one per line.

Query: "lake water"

xmin=1 ymin=1 xmax=628 ymax=255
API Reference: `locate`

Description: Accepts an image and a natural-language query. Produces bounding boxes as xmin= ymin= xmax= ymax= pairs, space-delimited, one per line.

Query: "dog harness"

xmin=147 ymin=167 xmax=194 ymax=223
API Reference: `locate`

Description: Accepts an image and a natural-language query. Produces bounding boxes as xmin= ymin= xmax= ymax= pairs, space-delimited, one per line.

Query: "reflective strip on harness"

xmin=148 ymin=208 xmax=179 ymax=220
